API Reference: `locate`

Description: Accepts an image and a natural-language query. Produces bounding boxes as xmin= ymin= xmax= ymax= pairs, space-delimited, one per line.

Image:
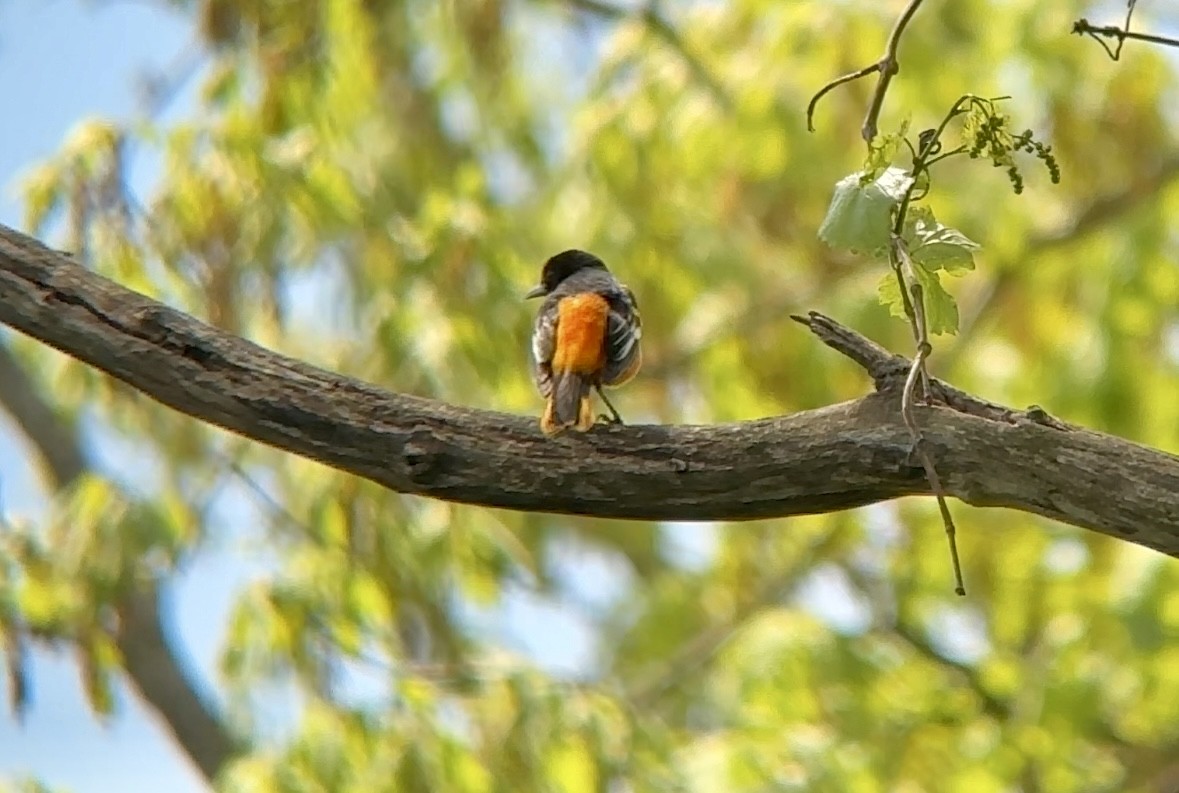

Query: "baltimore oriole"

xmin=526 ymin=250 xmax=642 ymax=435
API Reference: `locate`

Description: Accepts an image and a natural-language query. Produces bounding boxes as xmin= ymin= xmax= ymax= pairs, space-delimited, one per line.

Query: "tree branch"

xmin=807 ymin=0 xmax=928 ymax=141
xmin=0 ymin=344 xmax=87 ymax=485
xmin=1073 ymin=1 xmax=1179 ymax=60
xmin=1 ymin=224 xmax=1178 ymax=557
xmin=0 ymin=272 xmax=238 ymax=782
xmin=114 ymin=582 xmax=241 ymax=783
xmin=1074 ymin=23 xmax=1179 ymax=53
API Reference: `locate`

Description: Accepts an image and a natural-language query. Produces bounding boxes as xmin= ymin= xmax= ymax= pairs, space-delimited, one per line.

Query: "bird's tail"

xmin=541 ymin=370 xmax=594 ymax=435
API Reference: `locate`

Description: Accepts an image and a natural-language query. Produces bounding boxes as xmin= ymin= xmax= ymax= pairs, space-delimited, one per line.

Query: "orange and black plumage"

xmin=526 ymin=250 xmax=642 ymax=435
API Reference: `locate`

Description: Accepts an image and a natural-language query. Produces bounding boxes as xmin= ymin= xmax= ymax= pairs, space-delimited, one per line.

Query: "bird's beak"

xmin=524 ymin=284 xmax=546 ymax=299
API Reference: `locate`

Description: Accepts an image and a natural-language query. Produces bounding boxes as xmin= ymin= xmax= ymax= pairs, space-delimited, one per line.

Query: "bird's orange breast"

xmin=551 ymin=293 xmax=608 ymax=375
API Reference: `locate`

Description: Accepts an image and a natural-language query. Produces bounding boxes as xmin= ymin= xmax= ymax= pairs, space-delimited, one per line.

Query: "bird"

xmin=526 ymin=250 xmax=642 ymax=435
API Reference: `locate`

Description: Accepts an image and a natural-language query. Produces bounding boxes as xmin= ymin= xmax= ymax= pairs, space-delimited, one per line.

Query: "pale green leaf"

xmin=818 ymin=167 xmax=912 ymax=256
xmin=862 ymin=118 xmax=911 ymax=182
xmin=909 ymin=219 xmax=980 ymax=274
xmin=911 ymin=265 xmax=961 ymax=335
xmin=20 ymin=164 xmax=63 ymax=234
xmin=878 ymin=267 xmax=960 ymax=334
xmin=877 ymin=272 xmax=909 ymax=321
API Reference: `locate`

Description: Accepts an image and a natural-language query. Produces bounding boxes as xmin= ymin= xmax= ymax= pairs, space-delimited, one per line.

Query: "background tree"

xmin=2 ymin=0 xmax=1179 ymax=791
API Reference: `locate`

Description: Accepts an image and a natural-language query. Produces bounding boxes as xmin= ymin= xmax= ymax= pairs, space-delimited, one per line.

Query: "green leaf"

xmin=348 ymin=573 xmax=391 ymax=627
xmin=319 ymin=498 xmax=348 ymax=547
xmin=877 ymin=268 xmax=960 ymax=335
xmin=62 ymin=118 xmax=120 ymax=171
xmin=877 ymin=273 xmax=908 ymax=321
xmin=18 ymin=573 xmax=73 ymax=633
xmin=862 ymin=118 xmax=911 ymax=182
xmin=911 ymin=265 xmax=960 ymax=335
xmin=899 ymin=204 xmax=934 ymax=234
xmin=908 ymin=218 xmax=980 ymax=274
xmin=20 ymin=163 xmax=63 ymax=234
xmin=78 ymin=631 xmax=118 ymax=717
xmin=818 ymin=167 xmax=912 ymax=256
xmin=869 ymin=166 xmax=915 ymax=202
xmin=201 ymin=62 xmax=240 ymax=105
xmin=546 ymin=738 xmax=596 ymax=793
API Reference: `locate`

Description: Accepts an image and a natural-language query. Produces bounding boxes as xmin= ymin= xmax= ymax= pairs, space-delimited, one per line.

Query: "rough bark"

xmin=1 ymin=223 xmax=1177 ymax=558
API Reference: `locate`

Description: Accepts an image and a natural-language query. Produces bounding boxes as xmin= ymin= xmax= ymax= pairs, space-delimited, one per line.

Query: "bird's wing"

xmin=532 ymin=300 xmax=558 ymax=397
xmin=602 ymin=285 xmax=642 ymax=386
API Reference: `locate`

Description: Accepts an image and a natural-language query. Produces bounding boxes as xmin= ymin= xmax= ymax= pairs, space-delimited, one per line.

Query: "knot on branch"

xmin=403 ymin=427 xmax=446 ymax=484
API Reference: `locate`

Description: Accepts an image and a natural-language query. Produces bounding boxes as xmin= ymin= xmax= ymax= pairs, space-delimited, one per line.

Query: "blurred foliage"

xmin=3 ymin=0 xmax=1179 ymax=791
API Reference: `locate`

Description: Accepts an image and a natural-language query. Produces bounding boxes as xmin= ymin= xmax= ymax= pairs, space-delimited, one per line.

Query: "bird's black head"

xmin=525 ymin=250 xmax=608 ymax=298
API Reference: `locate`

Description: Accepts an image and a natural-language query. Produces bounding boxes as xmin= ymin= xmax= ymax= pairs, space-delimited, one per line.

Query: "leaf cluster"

xmin=821 ymin=95 xmax=1063 ymax=334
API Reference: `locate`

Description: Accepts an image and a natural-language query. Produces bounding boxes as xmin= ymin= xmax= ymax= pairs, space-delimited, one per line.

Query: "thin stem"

xmin=892 ymin=95 xmax=987 ymax=238
xmin=862 ymin=0 xmax=929 ymax=142
xmin=890 ymin=259 xmax=919 ymax=335
xmin=806 ymin=0 xmax=929 ymax=142
xmin=892 ymin=240 xmax=931 ymax=397
xmin=1077 ymin=23 xmax=1179 ymax=58
xmin=1072 ymin=1 xmax=1179 ymax=61
xmin=806 ymin=63 xmax=881 ymax=132
xmin=901 ymin=281 xmax=966 ymax=596
xmin=924 ymin=145 xmax=969 ymax=168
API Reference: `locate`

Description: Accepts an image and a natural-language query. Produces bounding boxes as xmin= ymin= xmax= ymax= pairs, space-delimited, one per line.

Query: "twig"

xmin=840 ymin=561 xmax=1004 ymax=716
xmin=891 ymin=238 xmax=930 ymax=397
xmin=900 ymin=279 xmax=965 ymax=596
xmin=900 ymin=279 xmax=930 ymax=413
xmin=879 ymin=94 xmax=989 ymax=596
xmin=805 ymin=63 xmax=881 ymax=132
xmin=807 ymin=0 xmax=929 ymax=142
xmin=884 ymin=98 xmax=974 ymax=376
xmin=563 ymin=0 xmax=629 ymax=17
xmin=890 ymin=618 xmax=1005 ymax=718
xmin=135 ymin=41 xmax=206 ymax=120
xmin=891 ymin=94 xmax=993 ymax=240
xmin=1073 ymin=21 xmax=1179 ymax=58
xmin=890 ymin=236 xmax=966 ymax=597
xmin=225 ymin=456 xmax=315 ymax=542
xmin=860 ymin=0 xmax=927 ymax=141
xmin=1073 ymin=1 xmax=1179 ymax=60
